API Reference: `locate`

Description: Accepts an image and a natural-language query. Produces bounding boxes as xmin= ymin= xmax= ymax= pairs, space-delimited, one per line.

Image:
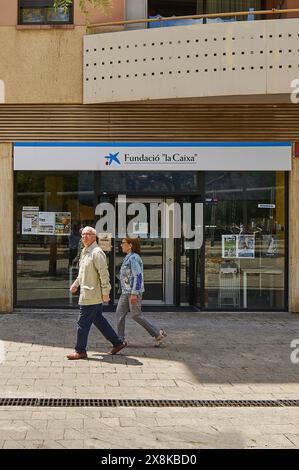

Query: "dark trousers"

xmin=75 ymin=303 xmax=122 ymax=353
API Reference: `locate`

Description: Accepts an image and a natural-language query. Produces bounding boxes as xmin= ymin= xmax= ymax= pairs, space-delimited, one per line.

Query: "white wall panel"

xmin=83 ymin=18 xmax=299 ymax=103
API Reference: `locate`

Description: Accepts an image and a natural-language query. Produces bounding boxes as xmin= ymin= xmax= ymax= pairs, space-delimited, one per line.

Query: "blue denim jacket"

xmin=119 ymin=252 xmax=145 ymax=295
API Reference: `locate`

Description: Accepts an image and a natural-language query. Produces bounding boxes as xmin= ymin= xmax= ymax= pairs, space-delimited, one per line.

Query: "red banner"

xmin=295 ymin=143 xmax=299 ymax=158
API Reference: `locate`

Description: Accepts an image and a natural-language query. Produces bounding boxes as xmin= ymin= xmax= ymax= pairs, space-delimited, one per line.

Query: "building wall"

xmin=0 ymin=0 xmax=299 ymax=312
xmin=0 ymin=0 xmax=124 ymax=104
xmin=0 ymin=27 xmax=84 ymax=103
xmin=0 ymin=103 xmax=297 ymax=313
xmin=0 ymin=0 xmax=124 ymax=26
xmin=0 ymin=143 xmax=13 ymax=313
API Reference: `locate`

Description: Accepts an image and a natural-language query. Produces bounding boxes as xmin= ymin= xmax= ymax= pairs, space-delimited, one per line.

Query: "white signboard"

xmin=258 ymin=204 xmax=276 ymax=209
xmin=14 ymin=142 xmax=292 ymax=171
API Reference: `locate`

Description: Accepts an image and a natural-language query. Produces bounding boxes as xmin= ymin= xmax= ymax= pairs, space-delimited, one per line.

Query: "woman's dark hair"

xmin=124 ymin=236 xmax=141 ymax=254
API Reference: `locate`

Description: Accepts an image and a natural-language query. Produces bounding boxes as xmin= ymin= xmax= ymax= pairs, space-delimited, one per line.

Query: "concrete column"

xmin=0 ymin=143 xmax=13 ymax=313
xmin=289 ymin=153 xmax=299 ymax=312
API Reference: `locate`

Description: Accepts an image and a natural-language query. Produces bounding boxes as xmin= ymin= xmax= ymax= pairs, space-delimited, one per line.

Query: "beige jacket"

xmin=73 ymin=241 xmax=111 ymax=305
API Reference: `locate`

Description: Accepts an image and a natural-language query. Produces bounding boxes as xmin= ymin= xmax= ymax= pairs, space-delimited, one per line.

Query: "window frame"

xmin=18 ymin=0 xmax=74 ymax=26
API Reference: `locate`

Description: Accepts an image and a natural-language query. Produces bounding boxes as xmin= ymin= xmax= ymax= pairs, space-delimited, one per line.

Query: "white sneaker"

xmin=154 ymin=329 xmax=167 ymax=348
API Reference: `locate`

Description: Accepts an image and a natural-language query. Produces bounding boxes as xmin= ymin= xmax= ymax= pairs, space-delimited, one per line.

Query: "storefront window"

xmin=204 ymin=171 xmax=286 ymax=310
xmin=16 ymin=172 xmax=94 ymax=307
xmin=19 ymin=1 xmax=73 ymax=25
xmin=99 ymin=171 xmax=200 ymax=194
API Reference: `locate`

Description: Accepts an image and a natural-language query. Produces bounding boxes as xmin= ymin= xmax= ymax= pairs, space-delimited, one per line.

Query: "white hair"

xmin=82 ymin=226 xmax=96 ymax=235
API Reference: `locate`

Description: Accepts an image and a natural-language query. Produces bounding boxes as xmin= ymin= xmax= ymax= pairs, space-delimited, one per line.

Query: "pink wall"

xmin=75 ymin=0 xmax=124 ymax=25
xmin=285 ymin=0 xmax=299 ymax=18
xmin=0 ymin=0 xmax=18 ymax=26
xmin=0 ymin=0 xmax=124 ymax=26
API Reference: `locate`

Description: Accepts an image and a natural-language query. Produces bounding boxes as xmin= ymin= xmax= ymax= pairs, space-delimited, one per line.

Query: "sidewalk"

xmin=0 ymin=310 xmax=299 ymax=448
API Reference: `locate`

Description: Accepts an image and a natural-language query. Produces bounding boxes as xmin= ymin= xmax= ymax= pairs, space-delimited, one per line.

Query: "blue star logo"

xmin=104 ymin=152 xmax=121 ymax=166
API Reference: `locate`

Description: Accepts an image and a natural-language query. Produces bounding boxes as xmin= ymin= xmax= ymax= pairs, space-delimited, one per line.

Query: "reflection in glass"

xmin=20 ymin=7 xmax=71 ymax=24
xmin=21 ymin=8 xmax=44 ymax=23
xmin=46 ymin=7 xmax=70 ymax=22
xmin=16 ymin=172 xmax=94 ymax=307
xmin=204 ymin=171 xmax=286 ymax=310
xmin=114 ymin=202 xmax=163 ymax=302
xmin=101 ymin=171 xmax=200 ymax=194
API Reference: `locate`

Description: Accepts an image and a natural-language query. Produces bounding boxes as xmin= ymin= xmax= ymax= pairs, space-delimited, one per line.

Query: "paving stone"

xmin=1 ymin=311 xmax=299 ymax=448
xmin=25 ymin=429 xmax=65 ymax=441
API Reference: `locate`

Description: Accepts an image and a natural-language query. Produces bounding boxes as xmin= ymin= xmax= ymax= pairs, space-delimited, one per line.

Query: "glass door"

xmin=114 ymin=198 xmax=174 ymax=305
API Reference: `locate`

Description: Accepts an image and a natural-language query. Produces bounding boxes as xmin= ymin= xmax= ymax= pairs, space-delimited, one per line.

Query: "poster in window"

xmin=237 ymin=234 xmax=255 ymax=259
xmin=263 ymin=235 xmax=278 ymax=257
xmin=55 ymin=212 xmax=71 ymax=236
xmin=222 ymin=235 xmax=237 ymax=258
xmin=38 ymin=212 xmax=55 ymax=235
xmin=97 ymin=233 xmax=112 ymax=252
xmin=22 ymin=210 xmax=39 ymax=235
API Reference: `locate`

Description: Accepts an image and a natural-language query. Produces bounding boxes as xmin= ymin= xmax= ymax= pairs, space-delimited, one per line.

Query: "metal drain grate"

xmin=0 ymin=398 xmax=299 ymax=408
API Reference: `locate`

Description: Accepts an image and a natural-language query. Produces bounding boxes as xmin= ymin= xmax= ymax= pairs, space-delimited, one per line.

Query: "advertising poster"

xmin=98 ymin=233 xmax=112 ymax=252
xmin=222 ymin=234 xmax=255 ymax=259
xmin=237 ymin=234 xmax=255 ymax=259
xmin=22 ymin=210 xmax=71 ymax=236
xmin=263 ymin=235 xmax=278 ymax=257
xmin=38 ymin=212 xmax=55 ymax=235
xmin=222 ymin=235 xmax=237 ymax=258
xmin=22 ymin=210 xmax=39 ymax=235
xmin=55 ymin=212 xmax=71 ymax=236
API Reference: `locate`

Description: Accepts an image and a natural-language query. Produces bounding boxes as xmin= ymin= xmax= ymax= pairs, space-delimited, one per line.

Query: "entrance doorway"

xmin=114 ymin=198 xmax=174 ymax=305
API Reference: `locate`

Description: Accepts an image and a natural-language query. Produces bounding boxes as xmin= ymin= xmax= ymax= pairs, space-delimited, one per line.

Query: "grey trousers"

xmin=116 ymin=293 xmax=160 ymax=341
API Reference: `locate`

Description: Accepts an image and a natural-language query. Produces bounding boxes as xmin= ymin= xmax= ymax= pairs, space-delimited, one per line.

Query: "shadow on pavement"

xmin=1 ymin=310 xmax=299 ymax=384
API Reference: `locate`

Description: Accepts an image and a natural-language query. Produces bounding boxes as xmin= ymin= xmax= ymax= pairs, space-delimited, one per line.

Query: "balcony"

xmin=83 ymin=16 xmax=299 ymax=104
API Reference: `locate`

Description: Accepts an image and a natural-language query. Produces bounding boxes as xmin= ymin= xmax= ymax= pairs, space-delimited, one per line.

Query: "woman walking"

xmin=116 ymin=236 xmax=167 ymax=347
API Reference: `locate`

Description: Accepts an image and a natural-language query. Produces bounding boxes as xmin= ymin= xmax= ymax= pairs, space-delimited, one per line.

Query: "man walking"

xmin=67 ymin=226 xmax=127 ymax=359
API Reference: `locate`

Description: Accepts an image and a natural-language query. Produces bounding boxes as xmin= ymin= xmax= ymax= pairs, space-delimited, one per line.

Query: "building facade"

xmin=1 ymin=0 xmax=299 ymax=313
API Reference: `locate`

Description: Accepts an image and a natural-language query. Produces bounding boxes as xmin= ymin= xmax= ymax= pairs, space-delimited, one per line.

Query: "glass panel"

xmin=148 ymin=0 xmax=203 ymax=27
xmin=204 ymin=171 xmax=286 ymax=310
xmin=177 ymin=196 xmax=203 ymax=306
xmin=205 ymin=1 xmax=262 ymax=22
xmin=16 ymin=172 xmax=94 ymax=307
xmin=20 ymin=8 xmax=45 ymax=23
xmin=46 ymin=7 xmax=71 ymax=23
xmin=100 ymin=171 xmax=200 ymax=194
xmin=20 ymin=6 xmax=71 ymax=24
xmin=114 ymin=201 xmax=164 ymax=302
xmin=179 ymin=242 xmax=190 ymax=303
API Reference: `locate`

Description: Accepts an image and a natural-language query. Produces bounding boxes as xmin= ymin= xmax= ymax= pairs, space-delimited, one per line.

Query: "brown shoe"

xmin=108 ymin=341 xmax=128 ymax=355
xmin=67 ymin=352 xmax=87 ymax=360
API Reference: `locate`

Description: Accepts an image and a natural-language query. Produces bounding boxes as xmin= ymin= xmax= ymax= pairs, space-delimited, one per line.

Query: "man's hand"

xmin=102 ymin=294 xmax=110 ymax=303
xmin=70 ymin=283 xmax=78 ymax=294
xmin=130 ymin=294 xmax=138 ymax=305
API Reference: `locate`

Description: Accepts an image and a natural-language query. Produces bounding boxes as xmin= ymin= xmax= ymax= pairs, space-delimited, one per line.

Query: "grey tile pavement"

xmin=0 ymin=309 xmax=299 ymax=448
